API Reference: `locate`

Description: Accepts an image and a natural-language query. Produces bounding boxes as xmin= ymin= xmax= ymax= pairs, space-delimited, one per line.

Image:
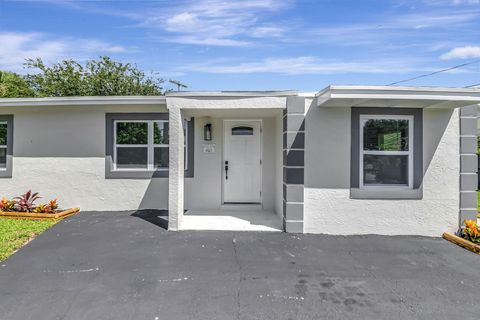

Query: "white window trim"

xmin=112 ymin=119 xmax=188 ymax=172
xmin=0 ymin=120 xmax=7 ymax=171
xmin=359 ymin=114 xmax=414 ymax=190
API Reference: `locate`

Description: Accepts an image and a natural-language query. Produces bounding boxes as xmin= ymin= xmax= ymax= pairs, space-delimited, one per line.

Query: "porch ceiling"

xmin=316 ymin=85 xmax=480 ymax=109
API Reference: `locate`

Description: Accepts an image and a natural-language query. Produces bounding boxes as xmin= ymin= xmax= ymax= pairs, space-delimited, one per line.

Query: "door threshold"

xmin=221 ymin=203 xmax=262 ymax=211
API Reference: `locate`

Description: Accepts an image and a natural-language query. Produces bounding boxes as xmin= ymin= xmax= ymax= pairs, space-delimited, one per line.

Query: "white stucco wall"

xmin=0 ymin=104 xmax=283 ymax=213
xmin=0 ymin=105 xmax=169 ymax=211
xmin=303 ymin=99 xmax=460 ymax=236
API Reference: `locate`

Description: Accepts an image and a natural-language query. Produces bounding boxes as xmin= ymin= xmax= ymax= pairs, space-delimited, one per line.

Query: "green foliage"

xmin=0 ymin=218 xmax=56 ymax=261
xmin=0 ymin=71 xmax=35 ymax=98
xmin=24 ymin=56 xmax=166 ymax=96
xmin=0 ymin=123 xmax=6 ymax=145
xmin=116 ymin=122 xmax=148 ymax=144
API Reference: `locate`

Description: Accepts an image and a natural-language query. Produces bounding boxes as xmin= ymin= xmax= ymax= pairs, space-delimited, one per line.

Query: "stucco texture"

xmin=0 ymin=105 xmax=169 ymax=211
xmin=304 ymin=99 xmax=460 ymax=236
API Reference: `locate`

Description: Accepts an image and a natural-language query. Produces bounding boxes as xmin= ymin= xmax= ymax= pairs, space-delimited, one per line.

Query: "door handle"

xmin=225 ymin=160 xmax=229 ymax=180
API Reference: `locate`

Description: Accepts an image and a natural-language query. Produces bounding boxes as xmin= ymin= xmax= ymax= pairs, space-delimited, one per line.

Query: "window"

xmin=113 ymin=120 xmax=187 ymax=171
xmin=232 ymin=126 xmax=254 ymax=136
xmin=105 ymin=113 xmax=194 ymax=179
xmin=0 ymin=121 xmax=7 ymax=170
xmin=0 ymin=115 xmax=13 ymax=178
xmin=360 ymin=115 xmax=413 ymax=188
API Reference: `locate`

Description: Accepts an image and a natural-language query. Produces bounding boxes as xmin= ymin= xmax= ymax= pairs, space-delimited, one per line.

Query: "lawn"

xmin=0 ymin=218 xmax=57 ymax=261
xmin=478 ymin=191 xmax=480 ymax=213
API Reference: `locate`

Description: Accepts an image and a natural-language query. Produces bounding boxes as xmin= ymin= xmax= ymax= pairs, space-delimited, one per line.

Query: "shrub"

xmin=14 ymin=190 xmax=41 ymax=212
xmin=0 ymin=197 xmax=15 ymax=212
xmin=463 ymin=220 xmax=480 ymax=244
xmin=0 ymin=191 xmax=60 ymax=214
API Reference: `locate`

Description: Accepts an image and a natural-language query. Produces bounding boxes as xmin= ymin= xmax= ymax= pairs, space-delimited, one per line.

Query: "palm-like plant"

xmin=14 ymin=190 xmax=41 ymax=212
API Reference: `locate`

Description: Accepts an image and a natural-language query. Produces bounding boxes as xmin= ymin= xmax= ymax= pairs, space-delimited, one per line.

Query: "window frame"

xmin=0 ymin=115 xmax=13 ymax=178
xmin=359 ymin=114 xmax=414 ymax=189
xmin=0 ymin=120 xmax=7 ymax=171
xmin=105 ymin=113 xmax=194 ymax=179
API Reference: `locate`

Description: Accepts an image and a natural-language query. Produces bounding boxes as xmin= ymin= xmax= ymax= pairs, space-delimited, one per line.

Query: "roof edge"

xmin=0 ymin=96 xmax=167 ymax=107
xmin=166 ymin=90 xmax=299 ymax=97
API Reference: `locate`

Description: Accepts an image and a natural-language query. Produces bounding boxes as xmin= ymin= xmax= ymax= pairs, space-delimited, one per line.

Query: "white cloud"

xmin=440 ymin=45 xmax=480 ymax=59
xmin=137 ymin=0 xmax=292 ymax=46
xmin=179 ymin=56 xmax=426 ymax=75
xmin=0 ymin=31 xmax=129 ymax=72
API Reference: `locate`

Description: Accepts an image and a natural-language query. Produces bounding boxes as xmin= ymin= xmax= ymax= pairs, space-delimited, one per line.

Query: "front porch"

xmin=165 ymin=92 xmax=297 ymax=231
xmin=182 ymin=207 xmax=282 ymax=231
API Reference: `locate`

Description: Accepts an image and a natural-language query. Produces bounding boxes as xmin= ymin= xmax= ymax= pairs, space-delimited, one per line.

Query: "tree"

xmin=0 ymin=71 xmax=35 ymax=98
xmin=24 ymin=56 xmax=167 ymax=96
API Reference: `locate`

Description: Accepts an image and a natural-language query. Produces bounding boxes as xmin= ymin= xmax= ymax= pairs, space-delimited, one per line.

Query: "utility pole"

xmin=169 ymin=80 xmax=188 ymax=91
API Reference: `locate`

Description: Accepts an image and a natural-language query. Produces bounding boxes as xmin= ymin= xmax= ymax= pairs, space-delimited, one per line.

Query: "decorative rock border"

xmin=443 ymin=232 xmax=480 ymax=254
xmin=0 ymin=207 xmax=80 ymax=220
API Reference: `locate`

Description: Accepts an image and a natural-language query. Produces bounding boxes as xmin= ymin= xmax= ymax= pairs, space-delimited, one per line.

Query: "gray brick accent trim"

xmin=283 ymin=97 xmax=305 ymax=233
xmin=285 ymin=220 xmax=303 ymax=233
xmin=459 ymin=105 xmax=478 ymax=226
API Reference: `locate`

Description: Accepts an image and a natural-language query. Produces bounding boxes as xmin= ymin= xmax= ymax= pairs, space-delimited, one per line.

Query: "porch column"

xmin=459 ymin=105 xmax=478 ymax=226
xmin=283 ymin=96 xmax=306 ymax=233
xmin=168 ymin=106 xmax=185 ymax=231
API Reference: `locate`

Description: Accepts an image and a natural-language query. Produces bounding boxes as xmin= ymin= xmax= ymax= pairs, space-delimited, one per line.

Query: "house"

xmin=0 ymin=86 xmax=479 ymax=236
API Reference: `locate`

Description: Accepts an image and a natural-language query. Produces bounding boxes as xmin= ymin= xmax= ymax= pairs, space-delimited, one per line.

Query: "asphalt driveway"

xmin=0 ymin=211 xmax=479 ymax=320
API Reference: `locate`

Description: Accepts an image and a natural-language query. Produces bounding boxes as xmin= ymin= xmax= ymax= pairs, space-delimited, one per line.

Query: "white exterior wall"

xmin=0 ymin=105 xmax=169 ymax=211
xmin=303 ymin=99 xmax=460 ymax=236
xmin=0 ymin=103 xmax=284 ymax=214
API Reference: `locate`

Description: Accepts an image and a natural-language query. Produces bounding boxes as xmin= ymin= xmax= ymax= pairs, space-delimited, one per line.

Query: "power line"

xmin=386 ymin=59 xmax=480 ymax=86
xmin=465 ymin=83 xmax=480 ymax=88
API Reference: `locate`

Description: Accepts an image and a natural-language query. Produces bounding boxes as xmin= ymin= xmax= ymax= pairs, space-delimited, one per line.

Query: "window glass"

xmin=154 ymin=122 xmax=169 ymax=144
xmin=116 ymin=147 xmax=148 ymax=169
xmin=0 ymin=122 xmax=6 ymax=145
xmin=116 ymin=122 xmax=148 ymax=144
xmin=363 ymin=154 xmax=408 ymax=185
xmin=0 ymin=148 xmax=6 ymax=169
xmin=232 ymin=126 xmax=253 ymax=136
xmin=363 ymin=119 xmax=408 ymax=151
xmin=154 ymin=147 xmax=169 ymax=168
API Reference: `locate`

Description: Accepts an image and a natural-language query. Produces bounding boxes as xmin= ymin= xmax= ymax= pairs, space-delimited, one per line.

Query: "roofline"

xmin=316 ymin=85 xmax=480 ymax=97
xmin=316 ymin=85 xmax=480 ymax=108
xmin=166 ymin=90 xmax=298 ymax=97
xmin=0 ymin=96 xmax=167 ymax=107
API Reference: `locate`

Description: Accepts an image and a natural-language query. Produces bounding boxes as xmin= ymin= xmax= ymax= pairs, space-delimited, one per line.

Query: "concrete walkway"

xmin=0 ymin=211 xmax=479 ymax=320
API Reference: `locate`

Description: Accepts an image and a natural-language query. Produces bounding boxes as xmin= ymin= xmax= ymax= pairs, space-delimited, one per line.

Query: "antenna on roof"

xmin=169 ymin=80 xmax=188 ymax=91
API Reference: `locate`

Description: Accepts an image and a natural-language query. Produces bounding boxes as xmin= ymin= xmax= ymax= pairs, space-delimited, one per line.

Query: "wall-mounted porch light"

xmin=204 ymin=123 xmax=212 ymax=141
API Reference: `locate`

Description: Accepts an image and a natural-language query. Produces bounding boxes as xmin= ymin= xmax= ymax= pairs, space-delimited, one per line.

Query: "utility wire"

xmin=465 ymin=83 xmax=480 ymax=88
xmin=386 ymin=59 xmax=480 ymax=86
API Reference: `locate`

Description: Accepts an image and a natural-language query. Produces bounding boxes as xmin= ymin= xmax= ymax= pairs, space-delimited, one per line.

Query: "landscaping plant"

xmin=0 ymin=191 xmax=60 ymax=214
xmin=462 ymin=220 xmax=480 ymax=244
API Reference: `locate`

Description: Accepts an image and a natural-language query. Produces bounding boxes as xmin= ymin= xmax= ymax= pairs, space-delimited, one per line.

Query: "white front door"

xmin=223 ymin=120 xmax=262 ymax=203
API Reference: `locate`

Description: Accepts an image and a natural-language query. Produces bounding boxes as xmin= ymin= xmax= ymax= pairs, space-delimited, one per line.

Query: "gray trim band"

xmin=105 ymin=113 xmax=194 ymax=179
xmin=351 ymin=107 xmax=423 ymax=191
xmin=0 ymin=115 xmax=13 ymax=178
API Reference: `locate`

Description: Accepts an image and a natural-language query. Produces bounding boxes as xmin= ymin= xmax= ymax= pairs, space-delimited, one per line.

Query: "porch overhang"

xmin=316 ymin=85 xmax=480 ymax=109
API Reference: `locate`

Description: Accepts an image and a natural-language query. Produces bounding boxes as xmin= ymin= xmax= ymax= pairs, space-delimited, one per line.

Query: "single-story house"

xmin=0 ymin=85 xmax=479 ymax=236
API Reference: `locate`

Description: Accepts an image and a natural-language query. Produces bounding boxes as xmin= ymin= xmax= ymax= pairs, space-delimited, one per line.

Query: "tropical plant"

xmin=13 ymin=190 xmax=41 ymax=212
xmin=463 ymin=220 xmax=480 ymax=244
xmin=33 ymin=199 xmax=59 ymax=214
xmin=0 ymin=197 xmax=16 ymax=212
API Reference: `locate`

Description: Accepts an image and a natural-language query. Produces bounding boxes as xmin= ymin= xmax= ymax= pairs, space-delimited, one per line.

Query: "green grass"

xmin=0 ymin=218 xmax=57 ymax=261
xmin=478 ymin=192 xmax=480 ymax=213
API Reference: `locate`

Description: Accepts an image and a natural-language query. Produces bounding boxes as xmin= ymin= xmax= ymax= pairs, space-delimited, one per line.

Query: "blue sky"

xmin=1 ymin=0 xmax=479 ymax=91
